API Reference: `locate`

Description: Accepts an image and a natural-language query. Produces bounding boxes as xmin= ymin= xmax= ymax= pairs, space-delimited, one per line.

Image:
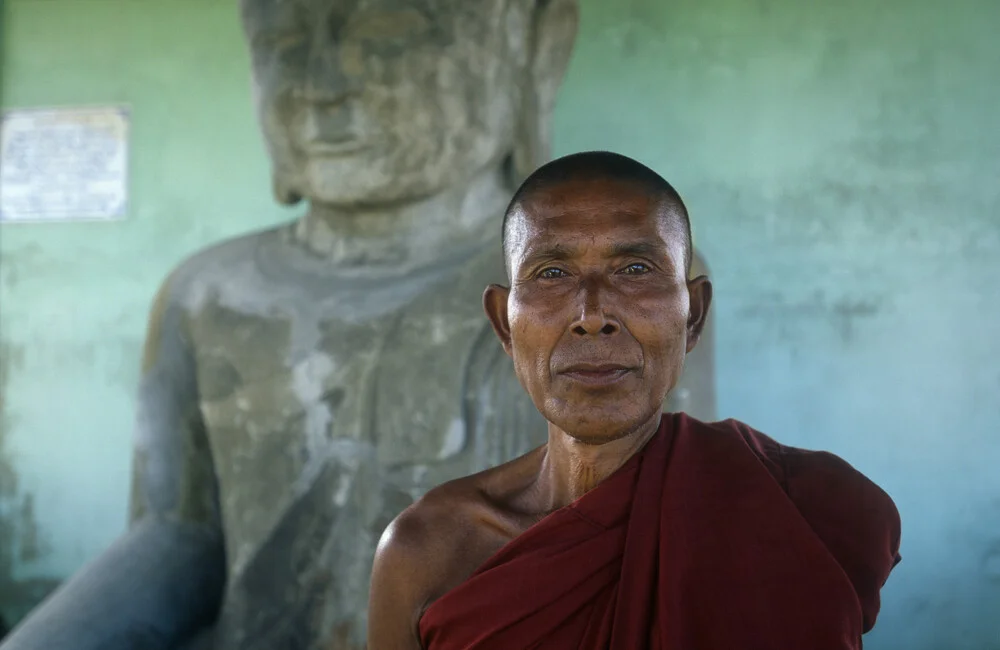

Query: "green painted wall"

xmin=552 ymin=2 xmax=1000 ymax=648
xmin=557 ymin=2 xmax=1000 ymax=646
xmin=2 ymin=0 xmax=998 ymax=646
xmin=0 ymin=0 xmax=297 ymax=622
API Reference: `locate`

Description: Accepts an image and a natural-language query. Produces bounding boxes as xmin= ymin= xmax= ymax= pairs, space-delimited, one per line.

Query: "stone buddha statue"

xmin=0 ymin=1 xmax=712 ymax=649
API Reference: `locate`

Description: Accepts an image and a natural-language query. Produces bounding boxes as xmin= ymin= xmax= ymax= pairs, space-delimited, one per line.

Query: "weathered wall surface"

xmin=550 ymin=1 xmax=1000 ymax=647
xmin=1 ymin=0 xmax=998 ymax=647
xmin=0 ymin=0 xmax=296 ymax=623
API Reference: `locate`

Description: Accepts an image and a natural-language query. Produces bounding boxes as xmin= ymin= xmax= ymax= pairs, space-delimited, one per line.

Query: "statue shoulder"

xmin=140 ymin=225 xmax=286 ymax=364
xmin=146 ymin=225 xmax=292 ymax=329
xmin=159 ymin=225 xmax=285 ymax=307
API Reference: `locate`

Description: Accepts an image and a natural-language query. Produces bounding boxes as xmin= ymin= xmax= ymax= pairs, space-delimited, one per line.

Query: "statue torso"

xmin=175 ymin=224 xmax=546 ymax=649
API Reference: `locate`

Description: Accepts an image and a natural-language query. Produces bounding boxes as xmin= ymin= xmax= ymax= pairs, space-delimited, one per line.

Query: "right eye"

xmin=538 ymin=268 xmax=568 ymax=279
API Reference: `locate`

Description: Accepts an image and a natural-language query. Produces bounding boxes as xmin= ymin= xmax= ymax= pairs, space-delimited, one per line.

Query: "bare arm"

xmin=1 ymin=274 xmax=226 ymax=650
xmin=367 ymin=510 xmax=433 ymax=650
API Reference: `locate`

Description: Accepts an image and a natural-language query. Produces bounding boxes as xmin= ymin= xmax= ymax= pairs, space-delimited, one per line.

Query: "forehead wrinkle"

xmin=516 ymin=197 xmax=656 ymax=236
xmin=519 ymin=241 xmax=575 ymax=264
xmin=509 ymin=200 xmax=658 ymax=249
xmin=510 ymin=220 xmax=683 ymax=280
xmin=523 ymin=188 xmax=653 ymax=218
xmin=520 ymin=237 xmax=668 ymax=264
xmin=504 ymin=187 xmax=688 ymax=276
xmin=608 ymin=240 xmax=669 ymax=258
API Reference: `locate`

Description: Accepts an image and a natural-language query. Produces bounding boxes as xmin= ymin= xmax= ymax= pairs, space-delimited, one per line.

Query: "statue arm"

xmin=1 ymin=275 xmax=226 ymax=650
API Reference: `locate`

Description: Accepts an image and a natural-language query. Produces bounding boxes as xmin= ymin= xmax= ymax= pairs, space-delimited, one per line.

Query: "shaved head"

xmin=502 ymin=151 xmax=692 ymax=279
xmin=484 ymin=150 xmax=711 ymax=446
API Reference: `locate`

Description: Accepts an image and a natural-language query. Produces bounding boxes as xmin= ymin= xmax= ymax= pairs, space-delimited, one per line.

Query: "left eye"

xmin=621 ymin=263 xmax=650 ymax=275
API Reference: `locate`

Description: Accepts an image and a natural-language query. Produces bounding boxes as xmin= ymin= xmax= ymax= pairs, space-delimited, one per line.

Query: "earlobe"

xmin=483 ymin=284 xmax=514 ymax=356
xmin=272 ymin=171 xmax=303 ymax=206
xmin=685 ymin=276 xmax=713 ymax=353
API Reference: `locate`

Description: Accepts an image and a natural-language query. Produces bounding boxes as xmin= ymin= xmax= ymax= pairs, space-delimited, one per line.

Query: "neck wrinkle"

xmin=538 ymin=413 xmax=663 ymax=513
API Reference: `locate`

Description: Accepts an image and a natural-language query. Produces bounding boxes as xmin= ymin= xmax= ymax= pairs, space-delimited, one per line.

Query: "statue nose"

xmin=303 ymin=47 xmax=356 ymax=103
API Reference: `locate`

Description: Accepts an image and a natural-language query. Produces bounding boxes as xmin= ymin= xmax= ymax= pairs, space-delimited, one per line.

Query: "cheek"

xmin=631 ymin=295 xmax=690 ymax=367
xmin=253 ymin=77 xmax=296 ymax=137
xmin=374 ymin=46 xmax=514 ymax=155
xmin=507 ymin=302 xmax=557 ymax=380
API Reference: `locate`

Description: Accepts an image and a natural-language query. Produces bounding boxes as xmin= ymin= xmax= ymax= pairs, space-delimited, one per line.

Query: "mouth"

xmin=301 ymin=139 xmax=369 ymax=157
xmin=558 ymin=364 xmax=633 ymax=386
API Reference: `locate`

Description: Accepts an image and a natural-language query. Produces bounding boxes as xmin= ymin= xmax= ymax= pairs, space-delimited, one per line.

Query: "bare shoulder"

xmin=372 ymin=463 xmax=525 ymax=606
xmin=369 ymin=450 xmax=545 ymax=648
xmin=368 ymin=477 xmax=486 ymax=649
xmin=375 ymin=478 xmax=483 ymax=579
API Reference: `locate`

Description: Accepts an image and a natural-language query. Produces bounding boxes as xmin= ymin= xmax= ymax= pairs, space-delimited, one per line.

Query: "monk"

xmin=367 ymin=151 xmax=902 ymax=650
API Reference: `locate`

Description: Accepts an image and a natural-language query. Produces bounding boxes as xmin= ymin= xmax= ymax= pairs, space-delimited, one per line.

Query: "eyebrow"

xmin=608 ymin=241 xmax=666 ymax=259
xmin=519 ymin=240 xmax=668 ymax=268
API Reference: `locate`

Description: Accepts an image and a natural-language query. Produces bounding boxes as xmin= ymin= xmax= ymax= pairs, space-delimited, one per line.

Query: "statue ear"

xmin=272 ymin=173 xmax=303 ymax=206
xmin=510 ymin=0 xmax=579 ymax=183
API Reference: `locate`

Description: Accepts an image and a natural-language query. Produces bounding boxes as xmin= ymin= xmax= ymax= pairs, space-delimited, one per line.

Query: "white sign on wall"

xmin=0 ymin=106 xmax=130 ymax=223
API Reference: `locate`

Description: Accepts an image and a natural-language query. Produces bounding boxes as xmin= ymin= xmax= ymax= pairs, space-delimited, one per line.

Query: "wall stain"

xmin=985 ymin=541 xmax=1000 ymax=583
xmin=0 ymin=244 xmax=45 ymax=292
xmin=986 ymin=498 xmax=1000 ymax=583
xmin=17 ymin=496 xmax=50 ymax=563
xmin=734 ymin=290 xmax=884 ymax=344
xmin=0 ymin=342 xmax=58 ymax=625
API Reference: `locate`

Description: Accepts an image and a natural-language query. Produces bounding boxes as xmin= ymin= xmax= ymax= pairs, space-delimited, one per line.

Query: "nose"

xmin=571 ymin=278 xmax=621 ymax=337
xmin=302 ymin=20 xmax=359 ymax=103
xmin=303 ymin=45 xmax=354 ymax=103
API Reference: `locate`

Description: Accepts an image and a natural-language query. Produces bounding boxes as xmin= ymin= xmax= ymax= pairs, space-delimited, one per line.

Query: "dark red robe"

xmin=419 ymin=413 xmax=901 ymax=650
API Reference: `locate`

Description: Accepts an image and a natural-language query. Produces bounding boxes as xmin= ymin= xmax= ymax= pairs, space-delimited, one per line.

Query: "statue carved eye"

xmin=254 ymin=30 xmax=307 ymax=54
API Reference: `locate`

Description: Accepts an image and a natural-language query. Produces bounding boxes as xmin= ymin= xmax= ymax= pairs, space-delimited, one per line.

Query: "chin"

xmin=545 ymin=404 xmax=653 ymax=446
xmin=302 ymin=158 xmax=448 ymax=205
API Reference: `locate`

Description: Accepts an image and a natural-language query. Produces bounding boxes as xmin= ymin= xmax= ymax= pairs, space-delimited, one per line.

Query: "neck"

xmin=290 ymin=165 xmax=510 ymax=274
xmin=536 ymin=413 xmax=663 ymax=512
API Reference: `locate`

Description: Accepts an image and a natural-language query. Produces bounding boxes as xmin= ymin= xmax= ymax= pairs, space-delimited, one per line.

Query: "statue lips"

xmin=299 ymin=101 xmax=369 ymax=157
xmin=557 ymin=362 xmax=634 ymax=387
xmin=303 ymin=138 xmax=369 ymax=156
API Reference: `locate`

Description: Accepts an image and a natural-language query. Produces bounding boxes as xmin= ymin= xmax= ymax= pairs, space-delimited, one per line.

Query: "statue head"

xmin=240 ymin=0 xmax=579 ymax=207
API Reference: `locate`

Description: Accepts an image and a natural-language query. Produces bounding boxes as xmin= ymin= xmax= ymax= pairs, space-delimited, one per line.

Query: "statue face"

xmin=241 ymin=0 xmax=535 ymax=205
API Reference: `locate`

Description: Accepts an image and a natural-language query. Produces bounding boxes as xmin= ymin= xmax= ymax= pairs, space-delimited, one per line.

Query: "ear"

xmin=685 ymin=276 xmax=713 ymax=354
xmin=483 ymin=284 xmax=514 ymax=357
xmin=511 ymin=0 xmax=579 ymax=182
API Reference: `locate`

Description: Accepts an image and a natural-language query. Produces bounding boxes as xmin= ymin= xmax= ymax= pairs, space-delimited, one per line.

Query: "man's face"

xmin=488 ymin=178 xmax=710 ymax=443
xmin=241 ymin=0 xmax=530 ymax=205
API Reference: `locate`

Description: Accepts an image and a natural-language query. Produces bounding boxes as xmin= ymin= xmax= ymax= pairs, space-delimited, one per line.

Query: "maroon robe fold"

xmin=419 ymin=413 xmax=901 ymax=650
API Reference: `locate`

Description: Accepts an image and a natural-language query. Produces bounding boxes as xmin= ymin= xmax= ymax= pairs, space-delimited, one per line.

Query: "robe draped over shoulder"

xmin=419 ymin=413 xmax=901 ymax=650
